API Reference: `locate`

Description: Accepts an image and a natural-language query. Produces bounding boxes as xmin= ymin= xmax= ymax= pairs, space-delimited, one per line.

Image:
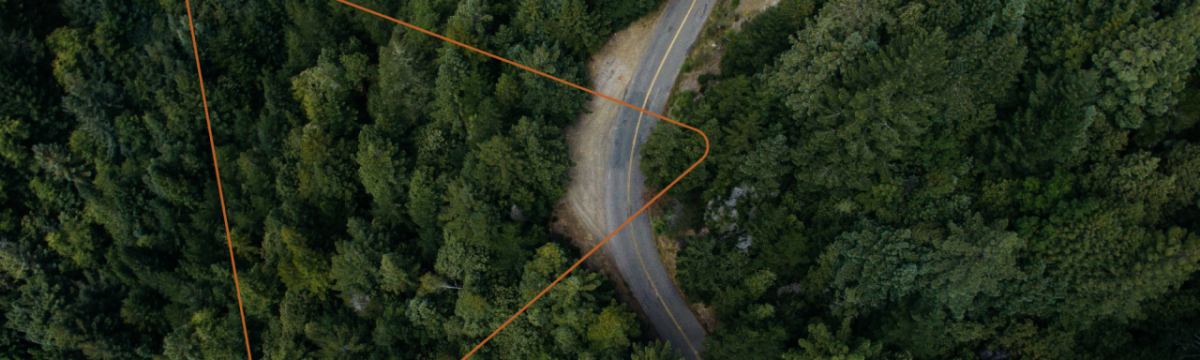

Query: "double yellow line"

xmin=624 ymin=0 xmax=702 ymax=357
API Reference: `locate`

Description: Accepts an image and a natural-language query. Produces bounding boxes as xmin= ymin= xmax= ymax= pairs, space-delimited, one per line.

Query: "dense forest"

xmin=642 ymin=0 xmax=1200 ymax=359
xmin=0 ymin=0 xmax=687 ymax=358
xmin=5 ymin=0 xmax=1200 ymax=358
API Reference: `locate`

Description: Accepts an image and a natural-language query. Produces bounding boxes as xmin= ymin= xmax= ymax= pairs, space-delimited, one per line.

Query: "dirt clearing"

xmin=551 ymin=0 xmax=671 ymax=340
xmin=557 ymin=0 xmax=668 ymax=263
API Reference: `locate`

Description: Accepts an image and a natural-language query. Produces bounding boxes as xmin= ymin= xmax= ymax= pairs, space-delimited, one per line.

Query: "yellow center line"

xmin=624 ymin=0 xmax=701 ymax=358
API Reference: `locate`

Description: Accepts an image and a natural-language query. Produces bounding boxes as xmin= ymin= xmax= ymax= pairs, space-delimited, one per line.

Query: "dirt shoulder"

xmin=560 ymin=1 xmax=668 ymax=250
xmin=552 ymin=0 xmax=671 ymax=339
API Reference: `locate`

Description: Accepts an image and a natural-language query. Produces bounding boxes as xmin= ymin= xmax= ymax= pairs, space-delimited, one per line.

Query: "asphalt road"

xmin=603 ymin=0 xmax=716 ymax=358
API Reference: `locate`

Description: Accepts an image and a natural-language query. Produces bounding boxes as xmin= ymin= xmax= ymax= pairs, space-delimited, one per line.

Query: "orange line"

xmin=185 ymin=1 xmax=254 ymax=359
xmin=333 ymin=1 xmax=709 ymax=358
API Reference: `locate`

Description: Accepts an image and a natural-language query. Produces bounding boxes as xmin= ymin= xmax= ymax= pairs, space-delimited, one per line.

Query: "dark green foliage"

xmin=0 ymin=0 xmax=663 ymax=358
xmin=677 ymin=235 xmax=776 ymax=319
xmin=720 ymin=0 xmax=816 ymax=77
xmin=1000 ymin=69 xmax=1100 ymax=169
xmin=703 ymin=324 xmax=789 ymax=360
xmin=643 ymin=0 xmax=1200 ymax=359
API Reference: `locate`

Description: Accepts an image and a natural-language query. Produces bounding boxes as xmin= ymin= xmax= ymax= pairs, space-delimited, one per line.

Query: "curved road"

xmin=603 ymin=0 xmax=715 ymax=359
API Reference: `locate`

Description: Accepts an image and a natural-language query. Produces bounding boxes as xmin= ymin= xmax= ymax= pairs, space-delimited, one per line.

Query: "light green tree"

xmin=291 ymin=48 xmax=368 ymax=134
xmin=1093 ymin=3 xmax=1200 ymax=129
xmin=356 ymin=124 xmax=407 ymax=221
xmin=274 ymin=226 xmax=333 ymax=298
xmin=823 ymin=213 xmax=1024 ymax=320
xmin=631 ymin=341 xmax=683 ymax=360
xmin=784 ymin=318 xmax=882 ymax=360
xmin=369 ymin=28 xmax=429 ymax=132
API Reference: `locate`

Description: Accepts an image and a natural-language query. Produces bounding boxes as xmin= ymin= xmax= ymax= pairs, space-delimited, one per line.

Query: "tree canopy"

xmin=645 ymin=0 xmax=1200 ymax=359
xmin=0 ymin=0 xmax=669 ymax=358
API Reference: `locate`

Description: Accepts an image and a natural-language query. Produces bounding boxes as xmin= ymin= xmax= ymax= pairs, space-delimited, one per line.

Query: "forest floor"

xmin=553 ymin=0 xmax=671 ymax=340
xmin=674 ymin=0 xmax=779 ymax=93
